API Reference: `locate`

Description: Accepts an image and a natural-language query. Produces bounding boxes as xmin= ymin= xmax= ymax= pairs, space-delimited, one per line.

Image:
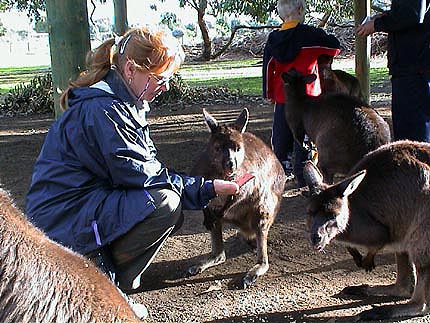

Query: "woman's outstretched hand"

xmin=213 ymin=179 xmax=240 ymax=195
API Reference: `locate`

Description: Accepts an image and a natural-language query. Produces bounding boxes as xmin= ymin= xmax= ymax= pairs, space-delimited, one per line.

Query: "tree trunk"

xmin=46 ymin=0 xmax=91 ymax=118
xmin=354 ymin=0 xmax=371 ymax=104
xmin=197 ymin=10 xmax=211 ymax=61
xmin=113 ymin=0 xmax=128 ymax=35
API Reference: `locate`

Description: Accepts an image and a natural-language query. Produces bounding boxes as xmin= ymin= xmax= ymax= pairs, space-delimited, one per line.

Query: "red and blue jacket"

xmin=263 ymin=21 xmax=341 ymax=103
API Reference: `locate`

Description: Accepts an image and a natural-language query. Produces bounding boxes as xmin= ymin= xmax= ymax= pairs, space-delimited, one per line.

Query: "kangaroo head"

xmin=203 ymin=108 xmax=248 ymax=178
xmin=281 ymin=68 xmax=317 ymax=98
xmin=304 ymin=161 xmax=366 ymax=251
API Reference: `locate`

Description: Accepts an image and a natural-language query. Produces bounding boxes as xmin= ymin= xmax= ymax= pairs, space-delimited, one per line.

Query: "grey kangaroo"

xmin=188 ymin=108 xmax=286 ymax=288
xmin=303 ymin=140 xmax=430 ymax=321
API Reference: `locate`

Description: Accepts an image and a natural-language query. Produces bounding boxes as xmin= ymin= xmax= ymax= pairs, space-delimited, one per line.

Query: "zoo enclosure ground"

xmin=0 ymin=81 xmax=426 ymax=322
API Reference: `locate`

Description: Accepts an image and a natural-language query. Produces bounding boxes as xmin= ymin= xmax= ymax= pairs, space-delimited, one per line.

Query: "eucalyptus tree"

xmin=177 ymin=0 xmax=277 ymax=60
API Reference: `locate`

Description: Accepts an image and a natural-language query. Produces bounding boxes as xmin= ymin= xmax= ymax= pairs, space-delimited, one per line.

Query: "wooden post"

xmin=113 ymin=0 xmax=128 ymax=36
xmin=46 ymin=0 xmax=91 ymax=118
xmin=354 ymin=0 xmax=371 ymax=104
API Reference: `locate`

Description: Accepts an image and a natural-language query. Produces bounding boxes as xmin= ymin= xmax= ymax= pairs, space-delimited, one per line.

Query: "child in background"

xmin=263 ymin=0 xmax=341 ymax=186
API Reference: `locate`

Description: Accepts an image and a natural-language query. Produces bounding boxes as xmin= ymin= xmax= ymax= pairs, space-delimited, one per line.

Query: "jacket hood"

xmin=68 ymin=68 xmax=137 ymax=107
xmin=266 ymin=23 xmax=341 ymax=63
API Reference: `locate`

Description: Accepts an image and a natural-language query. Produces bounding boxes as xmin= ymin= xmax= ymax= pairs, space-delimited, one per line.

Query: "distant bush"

xmin=0 ymin=71 xmax=246 ymax=117
xmin=154 ymin=73 xmax=244 ymax=107
xmin=0 ymin=73 xmax=54 ymax=117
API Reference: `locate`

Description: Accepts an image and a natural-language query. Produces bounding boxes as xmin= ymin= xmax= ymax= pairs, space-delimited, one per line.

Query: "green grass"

xmin=0 ymin=61 xmax=389 ymax=97
xmin=185 ymin=75 xmax=261 ymax=95
xmin=0 ymin=65 xmax=51 ymax=92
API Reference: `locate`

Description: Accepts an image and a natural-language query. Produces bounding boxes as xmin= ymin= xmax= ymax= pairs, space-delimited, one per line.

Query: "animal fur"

xmin=188 ymin=108 xmax=286 ymax=288
xmin=304 ymin=140 xmax=430 ymax=320
xmin=0 ymin=188 xmax=139 ymax=323
xmin=281 ymin=68 xmax=391 ymax=183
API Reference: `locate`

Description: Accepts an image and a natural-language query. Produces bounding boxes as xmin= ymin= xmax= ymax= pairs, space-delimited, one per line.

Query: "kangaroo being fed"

xmin=303 ymin=140 xmax=430 ymax=321
xmin=188 ymin=108 xmax=286 ymax=288
xmin=281 ymin=68 xmax=391 ymax=183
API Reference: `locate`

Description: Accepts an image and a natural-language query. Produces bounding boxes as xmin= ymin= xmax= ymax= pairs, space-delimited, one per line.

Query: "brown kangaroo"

xmin=318 ymin=54 xmax=364 ymax=100
xmin=188 ymin=108 xmax=286 ymax=288
xmin=281 ymin=68 xmax=391 ymax=184
xmin=303 ymin=140 xmax=430 ymax=321
xmin=0 ymin=188 xmax=140 ymax=323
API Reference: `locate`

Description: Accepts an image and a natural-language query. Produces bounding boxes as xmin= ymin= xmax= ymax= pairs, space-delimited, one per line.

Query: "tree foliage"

xmin=219 ymin=0 xmax=277 ymax=23
xmin=0 ymin=0 xmax=45 ymax=20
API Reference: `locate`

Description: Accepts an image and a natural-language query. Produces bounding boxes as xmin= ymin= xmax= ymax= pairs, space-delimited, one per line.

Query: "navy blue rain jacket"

xmin=374 ymin=0 xmax=430 ymax=75
xmin=26 ymin=69 xmax=215 ymax=255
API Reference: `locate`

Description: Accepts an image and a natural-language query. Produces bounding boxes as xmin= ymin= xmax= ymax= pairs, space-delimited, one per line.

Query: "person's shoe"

xmin=116 ymin=286 xmax=149 ymax=320
xmin=282 ymin=159 xmax=295 ymax=182
xmin=127 ymin=296 xmax=149 ymax=320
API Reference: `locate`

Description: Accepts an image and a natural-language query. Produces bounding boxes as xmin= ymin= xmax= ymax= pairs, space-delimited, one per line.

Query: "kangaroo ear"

xmin=304 ymin=74 xmax=317 ymax=84
xmin=234 ymin=108 xmax=249 ymax=133
xmin=281 ymin=72 xmax=289 ymax=83
xmin=203 ymin=108 xmax=218 ymax=133
xmin=337 ymin=170 xmax=367 ymax=198
xmin=303 ymin=160 xmax=324 ymax=195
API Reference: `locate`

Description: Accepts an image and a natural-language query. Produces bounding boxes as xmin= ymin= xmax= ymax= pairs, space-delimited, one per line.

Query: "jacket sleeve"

xmin=75 ymin=101 xmax=216 ymax=209
xmin=374 ymin=0 xmax=428 ymax=32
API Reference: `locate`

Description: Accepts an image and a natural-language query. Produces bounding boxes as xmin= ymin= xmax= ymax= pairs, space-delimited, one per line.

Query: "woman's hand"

xmin=213 ymin=179 xmax=240 ymax=195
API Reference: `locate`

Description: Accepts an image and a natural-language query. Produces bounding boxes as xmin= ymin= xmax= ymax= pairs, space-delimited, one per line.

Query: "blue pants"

xmin=391 ymin=74 xmax=430 ymax=142
xmin=271 ymin=102 xmax=308 ymax=183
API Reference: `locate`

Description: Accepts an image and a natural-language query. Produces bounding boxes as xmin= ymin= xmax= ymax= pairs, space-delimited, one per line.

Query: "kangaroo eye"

xmin=213 ymin=144 xmax=221 ymax=153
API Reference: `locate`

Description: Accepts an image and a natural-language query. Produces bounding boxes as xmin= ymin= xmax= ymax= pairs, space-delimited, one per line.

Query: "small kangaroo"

xmin=303 ymin=140 xmax=430 ymax=321
xmin=188 ymin=108 xmax=286 ymax=288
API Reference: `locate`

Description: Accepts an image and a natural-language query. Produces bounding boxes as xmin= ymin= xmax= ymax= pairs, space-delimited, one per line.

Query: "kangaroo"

xmin=318 ymin=54 xmax=364 ymax=100
xmin=0 ymin=188 xmax=140 ymax=323
xmin=281 ymin=68 xmax=391 ymax=184
xmin=303 ymin=140 xmax=430 ymax=321
xmin=188 ymin=108 xmax=286 ymax=288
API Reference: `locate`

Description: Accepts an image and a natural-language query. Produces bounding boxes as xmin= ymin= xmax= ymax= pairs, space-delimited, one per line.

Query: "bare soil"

xmin=0 ymin=88 xmax=426 ymax=323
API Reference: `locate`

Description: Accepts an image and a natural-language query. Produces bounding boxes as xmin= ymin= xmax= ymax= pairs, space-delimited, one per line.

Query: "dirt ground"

xmin=0 ymin=87 xmax=427 ymax=323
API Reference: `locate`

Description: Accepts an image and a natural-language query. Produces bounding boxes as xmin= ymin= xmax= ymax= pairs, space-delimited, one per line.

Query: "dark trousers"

xmin=271 ymin=102 xmax=308 ymax=182
xmin=391 ymin=74 xmax=430 ymax=142
xmin=109 ymin=188 xmax=183 ymax=294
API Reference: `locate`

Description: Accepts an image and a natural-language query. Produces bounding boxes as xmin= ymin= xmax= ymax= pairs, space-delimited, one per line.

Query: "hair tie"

xmin=110 ymin=35 xmax=126 ymax=65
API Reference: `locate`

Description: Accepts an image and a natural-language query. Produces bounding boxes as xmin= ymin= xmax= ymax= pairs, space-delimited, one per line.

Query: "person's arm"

xmin=374 ymin=0 xmax=427 ymax=32
xmin=357 ymin=0 xmax=427 ymax=36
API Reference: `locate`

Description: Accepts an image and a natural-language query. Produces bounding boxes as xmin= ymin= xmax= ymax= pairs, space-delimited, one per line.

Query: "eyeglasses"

xmin=149 ymin=73 xmax=170 ymax=86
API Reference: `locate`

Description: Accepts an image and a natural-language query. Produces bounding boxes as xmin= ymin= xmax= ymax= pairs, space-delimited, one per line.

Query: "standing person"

xmin=263 ymin=0 xmax=341 ymax=187
xmin=357 ymin=0 xmax=430 ymax=142
xmin=25 ymin=27 xmax=239 ymax=317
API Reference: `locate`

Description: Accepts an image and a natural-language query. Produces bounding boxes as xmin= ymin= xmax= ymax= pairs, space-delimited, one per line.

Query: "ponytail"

xmin=59 ymin=38 xmax=115 ymax=111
